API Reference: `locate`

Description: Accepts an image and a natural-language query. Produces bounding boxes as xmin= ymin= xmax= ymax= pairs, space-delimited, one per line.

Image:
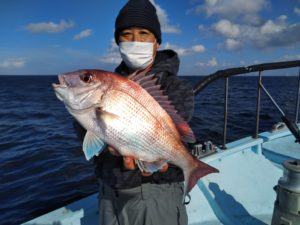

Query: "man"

xmin=76 ymin=0 xmax=194 ymax=224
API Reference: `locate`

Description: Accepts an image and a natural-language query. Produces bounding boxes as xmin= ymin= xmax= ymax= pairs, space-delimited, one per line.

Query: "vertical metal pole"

xmin=254 ymin=71 xmax=262 ymax=138
xmin=295 ymin=67 xmax=300 ymax=123
xmin=222 ymin=77 xmax=229 ymax=149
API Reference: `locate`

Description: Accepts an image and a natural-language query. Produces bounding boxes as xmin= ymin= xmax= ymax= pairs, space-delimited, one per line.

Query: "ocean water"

xmin=0 ymin=75 xmax=298 ymax=225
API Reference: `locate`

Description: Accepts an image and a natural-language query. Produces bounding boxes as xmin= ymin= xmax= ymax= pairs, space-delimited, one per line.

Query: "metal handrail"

xmin=296 ymin=68 xmax=300 ymax=123
xmin=193 ymin=60 xmax=300 ymax=148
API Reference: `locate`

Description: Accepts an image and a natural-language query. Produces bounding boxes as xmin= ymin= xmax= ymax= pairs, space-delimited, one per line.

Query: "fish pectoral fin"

xmin=83 ymin=131 xmax=106 ymax=160
xmin=135 ymin=159 xmax=167 ymax=173
xmin=96 ymin=107 xmax=119 ymax=122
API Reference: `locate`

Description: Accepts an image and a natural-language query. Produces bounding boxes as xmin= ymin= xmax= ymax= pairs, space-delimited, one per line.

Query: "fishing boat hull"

xmin=22 ymin=124 xmax=300 ymax=225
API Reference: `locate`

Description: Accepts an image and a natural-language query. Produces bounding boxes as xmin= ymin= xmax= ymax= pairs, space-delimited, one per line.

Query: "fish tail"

xmin=183 ymin=157 xmax=219 ymax=201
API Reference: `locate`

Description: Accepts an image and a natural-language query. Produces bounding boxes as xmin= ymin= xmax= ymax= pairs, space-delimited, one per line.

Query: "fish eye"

xmin=81 ymin=72 xmax=94 ymax=83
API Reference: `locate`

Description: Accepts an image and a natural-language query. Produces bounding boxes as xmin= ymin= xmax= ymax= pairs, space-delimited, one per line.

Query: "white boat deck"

xmin=261 ymin=127 xmax=300 ymax=165
xmin=23 ymin=125 xmax=300 ymax=225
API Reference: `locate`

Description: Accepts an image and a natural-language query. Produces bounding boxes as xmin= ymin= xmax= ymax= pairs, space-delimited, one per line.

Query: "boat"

xmin=22 ymin=60 xmax=300 ymax=225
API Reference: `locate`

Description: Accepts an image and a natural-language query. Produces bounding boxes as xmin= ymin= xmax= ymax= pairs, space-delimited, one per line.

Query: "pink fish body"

xmin=53 ymin=69 xmax=218 ymax=196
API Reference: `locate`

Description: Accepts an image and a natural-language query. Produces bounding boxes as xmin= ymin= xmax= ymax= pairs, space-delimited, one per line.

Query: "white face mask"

xmin=119 ymin=41 xmax=155 ymax=71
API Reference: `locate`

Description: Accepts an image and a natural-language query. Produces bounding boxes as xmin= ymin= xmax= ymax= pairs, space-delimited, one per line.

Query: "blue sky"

xmin=0 ymin=0 xmax=300 ymax=75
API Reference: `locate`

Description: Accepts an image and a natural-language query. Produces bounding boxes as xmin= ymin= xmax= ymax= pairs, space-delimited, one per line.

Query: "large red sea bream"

xmin=53 ymin=69 xmax=218 ymax=197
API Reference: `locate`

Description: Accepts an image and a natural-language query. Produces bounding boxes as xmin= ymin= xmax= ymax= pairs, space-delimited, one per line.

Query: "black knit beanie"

xmin=114 ymin=0 xmax=161 ymax=44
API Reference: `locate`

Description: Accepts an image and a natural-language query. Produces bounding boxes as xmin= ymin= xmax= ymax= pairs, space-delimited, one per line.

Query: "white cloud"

xmin=162 ymin=42 xmax=205 ymax=56
xmin=240 ymin=60 xmax=246 ymax=65
xmin=294 ymin=7 xmax=300 ymax=16
xmin=25 ymin=20 xmax=74 ymax=33
xmin=260 ymin=16 xmax=286 ymax=35
xmin=98 ymin=39 xmax=121 ymax=64
xmin=210 ymin=16 xmax=300 ymax=50
xmin=73 ymin=29 xmax=92 ymax=40
xmin=193 ymin=0 xmax=268 ymax=25
xmin=213 ymin=19 xmax=240 ymax=38
xmin=0 ymin=58 xmax=25 ymax=68
xmin=191 ymin=45 xmax=206 ymax=53
xmin=207 ymin=57 xmax=218 ymax=66
xmin=150 ymin=0 xmax=181 ymax=34
xmin=196 ymin=57 xmax=218 ymax=67
xmin=198 ymin=24 xmax=205 ymax=31
xmin=195 ymin=1 xmax=300 ymax=51
xmin=283 ymin=54 xmax=300 ymax=60
xmin=206 ymin=0 xmax=218 ymax=6
xmin=224 ymin=38 xmax=241 ymax=51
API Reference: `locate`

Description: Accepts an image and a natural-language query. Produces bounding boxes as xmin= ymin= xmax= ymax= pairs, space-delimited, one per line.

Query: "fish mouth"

xmin=52 ymin=75 xmax=68 ymax=101
xmin=52 ymin=75 xmax=66 ymax=89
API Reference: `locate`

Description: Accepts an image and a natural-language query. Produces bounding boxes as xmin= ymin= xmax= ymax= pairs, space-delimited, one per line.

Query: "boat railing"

xmin=193 ymin=60 xmax=300 ymax=149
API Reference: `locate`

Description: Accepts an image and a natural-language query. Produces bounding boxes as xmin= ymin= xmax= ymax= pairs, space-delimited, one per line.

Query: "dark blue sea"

xmin=0 ymin=74 xmax=299 ymax=225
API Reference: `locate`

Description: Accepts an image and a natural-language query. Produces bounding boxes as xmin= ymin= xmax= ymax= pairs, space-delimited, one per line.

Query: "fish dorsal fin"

xmin=128 ymin=72 xmax=196 ymax=143
xmin=127 ymin=70 xmax=147 ymax=82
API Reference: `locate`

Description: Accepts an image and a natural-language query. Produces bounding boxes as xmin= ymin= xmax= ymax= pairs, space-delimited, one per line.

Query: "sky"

xmin=0 ymin=0 xmax=300 ymax=76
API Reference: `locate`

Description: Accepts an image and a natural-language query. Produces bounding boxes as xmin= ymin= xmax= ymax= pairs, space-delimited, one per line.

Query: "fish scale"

xmin=102 ymin=89 xmax=173 ymax=161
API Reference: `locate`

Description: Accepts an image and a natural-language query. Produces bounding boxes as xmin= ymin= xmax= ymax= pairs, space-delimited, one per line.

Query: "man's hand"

xmin=107 ymin=146 xmax=169 ymax=176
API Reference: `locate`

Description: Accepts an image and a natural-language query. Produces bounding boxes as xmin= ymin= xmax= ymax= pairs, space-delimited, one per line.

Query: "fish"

xmin=53 ymin=69 xmax=218 ymax=197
